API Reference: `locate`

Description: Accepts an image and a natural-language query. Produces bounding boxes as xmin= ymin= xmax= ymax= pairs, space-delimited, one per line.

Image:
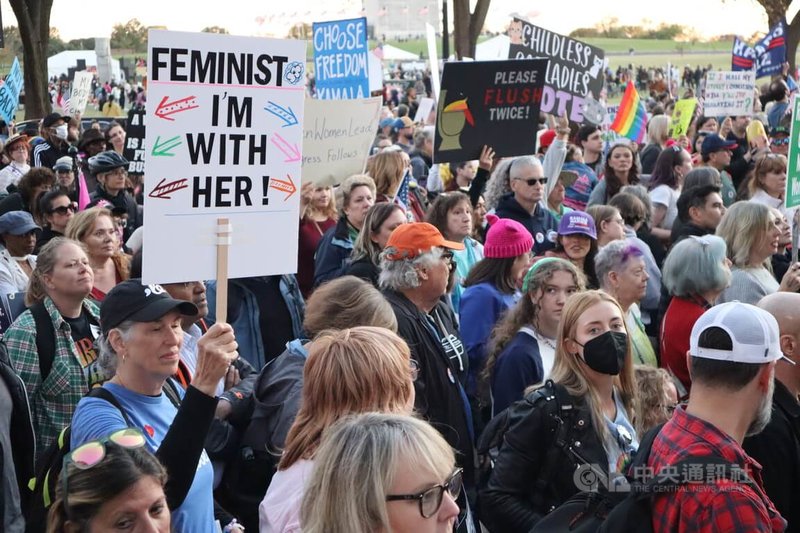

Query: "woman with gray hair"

xmin=69 ymin=279 xmax=241 ymax=532
xmin=595 ymin=239 xmax=657 ymax=366
xmin=300 ymin=413 xmax=461 ymax=533
xmin=660 ymin=235 xmax=731 ymax=396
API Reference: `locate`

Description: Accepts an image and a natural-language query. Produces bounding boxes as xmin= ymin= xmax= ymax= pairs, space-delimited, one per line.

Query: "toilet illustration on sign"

xmin=437 ymin=90 xmax=474 ymax=151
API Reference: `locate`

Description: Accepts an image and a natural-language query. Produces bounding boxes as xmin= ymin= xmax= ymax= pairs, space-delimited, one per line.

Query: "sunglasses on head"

xmin=62 ymin=428 xmax=147 ymax=514
xmin=386 ymin=467 xmax=463 ymax=518
xmin=514 ymin=177 xmax=548 ymax=186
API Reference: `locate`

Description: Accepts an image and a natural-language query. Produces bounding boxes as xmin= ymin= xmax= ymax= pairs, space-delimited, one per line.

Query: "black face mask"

xmin=576 ymin=330 xmax=627 ymax=375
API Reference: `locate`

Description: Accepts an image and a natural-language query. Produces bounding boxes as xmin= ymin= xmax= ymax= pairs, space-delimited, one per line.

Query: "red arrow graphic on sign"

xmin=269 ymin=174 xmax=297 ymax=200
xmin=149 ymin=178 xmax=188 ymax=199
xmin=271 ymin=133 xmax=301 ymax=163
xmin=155 ymin=95 xmax=199 ymax=121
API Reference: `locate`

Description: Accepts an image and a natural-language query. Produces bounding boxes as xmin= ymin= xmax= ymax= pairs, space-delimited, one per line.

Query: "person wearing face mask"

xmin=480 ymin=290 xmax=638 ymax=532
xmin=648 ymin=302 xmax=788 ymax=533
xmin=32 ymin=113 xmax=71 ymax=170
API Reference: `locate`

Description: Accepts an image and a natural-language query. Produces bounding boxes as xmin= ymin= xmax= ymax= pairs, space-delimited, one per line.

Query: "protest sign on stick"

xmin=68 ymin=71 xmax=94 ymax=116
xmin=426 ymin=23 xmax=440 ymax=100
xmin=143 ymin=30 xmax=306 ymax=285
xmin=703 ymin=71 xmax=756 ymax=117
xmin=434 ymin=58 xmax=548 ymax=163
xmin=215 ymin=217 xmax=230 ymax=322
xmin=301 ymin=97 xmax=381 ymax=186
xmin=0 ymin=58 xmax=23 ymax=124
xmin=123 ymin=108 xmax=146 ymax=177
xmin=507 ymin=18 xmax=604 ymax=124
xmin=312 ymin=17 xmax=369 ymax=99
xmin=669 ymin=98 xmax=697 ymax=139
xmin=786 ymin=96 xmax=800 ymax=211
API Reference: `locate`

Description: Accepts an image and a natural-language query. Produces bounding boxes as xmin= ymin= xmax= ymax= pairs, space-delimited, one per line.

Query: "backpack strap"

xmin=162 ymin=377 xmax=182 ymax=408
xmin=87 ymin=387 xmax=133 ymax=426
xmin=531 ymin=380 xmax=575 ymax=510
xmin=31 ymin=301 xmax=56 ymax=382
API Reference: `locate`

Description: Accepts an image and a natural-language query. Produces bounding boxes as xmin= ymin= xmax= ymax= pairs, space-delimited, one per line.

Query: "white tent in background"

xmin=47 ymin=50 xmax=124 ymax=81
xmin=381 ymin=44 xmax=419 ymax=61
xmin=475 ymin=35 xmax=511 ymax=60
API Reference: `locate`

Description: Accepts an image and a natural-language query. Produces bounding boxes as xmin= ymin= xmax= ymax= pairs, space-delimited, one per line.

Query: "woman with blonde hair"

xmin=301 ymin=413 xmax=461 ymax=533
xmin=258 ymin=326 xmax=416 ymax=533
xmin=65 ymin=207 xmax=129 ymax=302
xmin=640 ymin=114 xmax=670 ymax=174
xmin=747 ymin=153 xmax=796 ymax=233
xmin=368 ymin=150 xmax=425 ymax=221
xmin=483 ymin=258 xmax=586 ymax=415
xmin=717 ymin=201 xmax=800 ymax=304
xmin=297 ymin=182 xmax=337 ymax=297
xmin=480 ymin=290 xmax=638 ymax=532
xmin=633 ymin=366 xmax=678 ymax=435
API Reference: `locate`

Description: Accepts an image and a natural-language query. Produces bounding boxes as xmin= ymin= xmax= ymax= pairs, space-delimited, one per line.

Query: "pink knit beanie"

xmin=484 ymin=214 xmax=534 ymax=258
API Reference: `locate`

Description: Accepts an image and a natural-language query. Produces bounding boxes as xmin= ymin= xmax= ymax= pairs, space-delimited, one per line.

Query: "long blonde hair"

xmin=300 ymin=413 xmax=454 ymax=533
xmin=65 ymin=207 xmax=130 ymax=278
xmin=549 ymin=290 xmax=636 ymax=450
xmin=280 ymin=327 xmax=414 ymax=469
xmin=367 ymin=150 xmax=405 ymax=197
xmin=715 ymin=201 xmax=773 ymax=268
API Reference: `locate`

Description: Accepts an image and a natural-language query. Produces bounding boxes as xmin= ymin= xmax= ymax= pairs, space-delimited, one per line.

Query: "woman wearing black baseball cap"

xmin=69 ymin=279 xmax=240 ymax=532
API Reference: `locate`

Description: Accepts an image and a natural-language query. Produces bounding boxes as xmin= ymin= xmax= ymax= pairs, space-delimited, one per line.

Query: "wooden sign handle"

xmin=216 ymin=217 xmax=231 ymax=324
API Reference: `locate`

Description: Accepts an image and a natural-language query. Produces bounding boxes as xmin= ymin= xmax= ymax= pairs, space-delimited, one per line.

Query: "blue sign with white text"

xmin=312 ymin=17 xmax=369 ymax=100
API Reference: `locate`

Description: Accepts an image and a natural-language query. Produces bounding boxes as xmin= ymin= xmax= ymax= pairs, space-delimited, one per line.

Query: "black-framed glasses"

xmin=441 ymin=251 xmax=456 ymax=271
xmin=514 ymin=177 xmax=548 ymax=186
xmin=386 ymin=468 xmax=463 ymax=518
xmin=49 ymin=204 xmax=76 ymax=215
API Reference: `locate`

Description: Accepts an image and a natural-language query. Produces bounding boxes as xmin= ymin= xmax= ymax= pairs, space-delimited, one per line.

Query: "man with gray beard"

xmin=744 ymin=293 xmax=800 ymax=532
xmin=647 ymin=302 xmax=788 ymax=533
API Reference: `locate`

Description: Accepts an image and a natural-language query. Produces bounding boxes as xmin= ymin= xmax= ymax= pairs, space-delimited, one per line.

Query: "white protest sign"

xmin=368 ymin=51 xmax=382 ymax=92
xmin=414 ymin=97 xmax=435 ymax=123
xmin=703 ymin=70 xmax=756 ymax=117
xmin=302 ymin=97 xmax=381 ymax=186
xmin=68 ymin=71 xmax=93 ymax=115
xmin=143 ymin=30 xmax=306 ymax=284
xmin=426 ymin=23 xmax=440 ymax=100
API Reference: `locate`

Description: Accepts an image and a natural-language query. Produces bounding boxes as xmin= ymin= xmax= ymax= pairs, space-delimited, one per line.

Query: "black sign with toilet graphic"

xmin=434 ymin=58 xmax=548 ymax=163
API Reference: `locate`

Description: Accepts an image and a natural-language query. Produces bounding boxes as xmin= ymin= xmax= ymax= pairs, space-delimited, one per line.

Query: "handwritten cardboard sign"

xmin=312 ymin=17 xmax=369 ymax=99
xmin=507 ymin=18 xmax=604 ymax=124
xmin=301 ymin=97 xmax=381 ymax=186
xmin=703 ymin=71 xmax=756 ymax=117
xmin=67 ymin=71 xmax=94 ymax=116
xmin=143 ymin=29 xmax=306 ymax=284
xmin=434 ymin=58 xmax=548 ymax=163
xmin=0 ymin=58 xmax=23 ymax=124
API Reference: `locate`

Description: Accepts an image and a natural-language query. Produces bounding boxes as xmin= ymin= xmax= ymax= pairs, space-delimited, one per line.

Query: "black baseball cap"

xmin=100 ymin=279 xmax=198 ymax=334
xmin=42 ymin=113 xmax=68 ymax=128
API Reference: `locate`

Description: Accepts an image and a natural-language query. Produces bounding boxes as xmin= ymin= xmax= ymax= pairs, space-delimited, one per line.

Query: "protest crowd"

xmin=1 ymin=15 xmax=800 ymax=533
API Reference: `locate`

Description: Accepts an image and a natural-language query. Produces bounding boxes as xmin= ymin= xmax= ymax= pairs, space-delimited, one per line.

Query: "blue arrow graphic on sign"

xmin=264 ymin=101 xmax=298 ymax=127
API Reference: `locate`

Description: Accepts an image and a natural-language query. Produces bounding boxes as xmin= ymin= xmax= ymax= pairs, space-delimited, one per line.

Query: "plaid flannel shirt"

xmin=648 ymin=406 xmax=786 ymax=533
xmin=6 ymin=296 xmax=101 ymax=456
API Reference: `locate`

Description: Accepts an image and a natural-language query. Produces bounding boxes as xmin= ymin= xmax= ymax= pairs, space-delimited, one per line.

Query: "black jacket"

xmin=383 ymin=289 xmax=475 ymax=486
xmin=0 ymin=341 xmax=34 ymax=517
xmin=345 ymin=257 xmax=380 ymax=287
xmin=494 ymin=194 xmax=558 ymax=256
xmin=743 ymin=380 xmax=800 ymax=532
xmin=671 ymin=220 xmax=712 ymax=245
xmin=480 ymin=382 xmax=609 ymax=533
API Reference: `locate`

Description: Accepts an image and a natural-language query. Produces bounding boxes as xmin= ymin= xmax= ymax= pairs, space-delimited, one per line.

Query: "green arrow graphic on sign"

xmin=151 ymin=135 xmax=182 ymax=157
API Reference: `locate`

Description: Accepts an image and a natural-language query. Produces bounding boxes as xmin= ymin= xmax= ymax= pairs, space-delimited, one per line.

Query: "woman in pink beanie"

xmin=459 ymin=214 xmax=533 ymax=423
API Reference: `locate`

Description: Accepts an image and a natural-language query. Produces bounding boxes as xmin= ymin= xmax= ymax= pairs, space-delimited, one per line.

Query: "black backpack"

xmin=529 ymin=422 xmax=752 ymax=533
xmin=24 ymin=380 xmax=182 ymax=533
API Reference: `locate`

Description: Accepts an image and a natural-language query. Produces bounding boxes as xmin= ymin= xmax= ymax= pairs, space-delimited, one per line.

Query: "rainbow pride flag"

xmin=610 ymin=82 xmax=647 ymax=143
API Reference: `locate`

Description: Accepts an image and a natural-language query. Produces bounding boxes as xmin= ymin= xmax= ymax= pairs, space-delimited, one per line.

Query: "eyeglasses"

xmin=63 ymin=428 xmax=146 ymax=514
xmin=513 ymin=177 xmax=548 ymax=186
xmin=49 ymin=204 xmax=76 ymax=215
xmin=441 ymin=251 xmax=456 ymax=271
xmin=771 ymin=138 xmax=790 ymax=146
xmin=409 ymin=358 xmax=420 ymax=381
xmin=386 ymin=468 xmax=463 ymax=518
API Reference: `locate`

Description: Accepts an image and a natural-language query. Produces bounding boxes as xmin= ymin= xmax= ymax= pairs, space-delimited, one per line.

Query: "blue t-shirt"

xmin=71 ymin=383 xmax=216 ymax=533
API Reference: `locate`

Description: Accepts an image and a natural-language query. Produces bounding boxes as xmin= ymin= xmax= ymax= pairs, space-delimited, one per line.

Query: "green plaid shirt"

xmin=6 ymin=297 xmax=101 ymax=456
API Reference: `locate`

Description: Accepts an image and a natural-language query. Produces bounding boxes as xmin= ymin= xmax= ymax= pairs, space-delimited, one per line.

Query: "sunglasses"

xmin=386 ymin=468 xmax=463 ymax=518
xmin=770 ymin=138 xmax=790 ymax=146
xmin=49 ymin=204 xmax=76 ymax=215
xmin=514 ymin=177 xmax=548 ymax=186
xmin=62 ymin=428 xmax=146 ymax=513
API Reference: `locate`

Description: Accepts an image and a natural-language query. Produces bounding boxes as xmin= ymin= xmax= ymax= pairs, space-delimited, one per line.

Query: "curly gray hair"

xmin=378 ymin=247 xmax=444 ymax=291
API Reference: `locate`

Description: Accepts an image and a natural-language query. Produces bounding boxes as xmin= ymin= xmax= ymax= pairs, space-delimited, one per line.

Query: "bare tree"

xmin=9 ymin=0 xmax=53 ymax=119
xmin=452 ymin=0 xmax=490 ymax=59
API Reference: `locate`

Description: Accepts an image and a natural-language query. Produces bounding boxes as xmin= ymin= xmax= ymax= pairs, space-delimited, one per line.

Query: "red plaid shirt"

xmin=648 ymin=406 xmax=786 ymax=533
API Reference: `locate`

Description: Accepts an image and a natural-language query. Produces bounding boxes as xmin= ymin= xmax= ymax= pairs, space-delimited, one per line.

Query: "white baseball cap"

xmin=690 ymin=301 xmax=794 ymax=365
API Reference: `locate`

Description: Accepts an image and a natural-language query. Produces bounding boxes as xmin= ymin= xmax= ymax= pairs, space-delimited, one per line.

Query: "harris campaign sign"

xmin=312 ymin=17 xmax=369 ymax=99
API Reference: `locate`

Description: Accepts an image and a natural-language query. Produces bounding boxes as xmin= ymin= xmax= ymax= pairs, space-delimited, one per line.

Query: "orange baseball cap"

xmin=384 ymin=222 xmax=465 ymax=260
